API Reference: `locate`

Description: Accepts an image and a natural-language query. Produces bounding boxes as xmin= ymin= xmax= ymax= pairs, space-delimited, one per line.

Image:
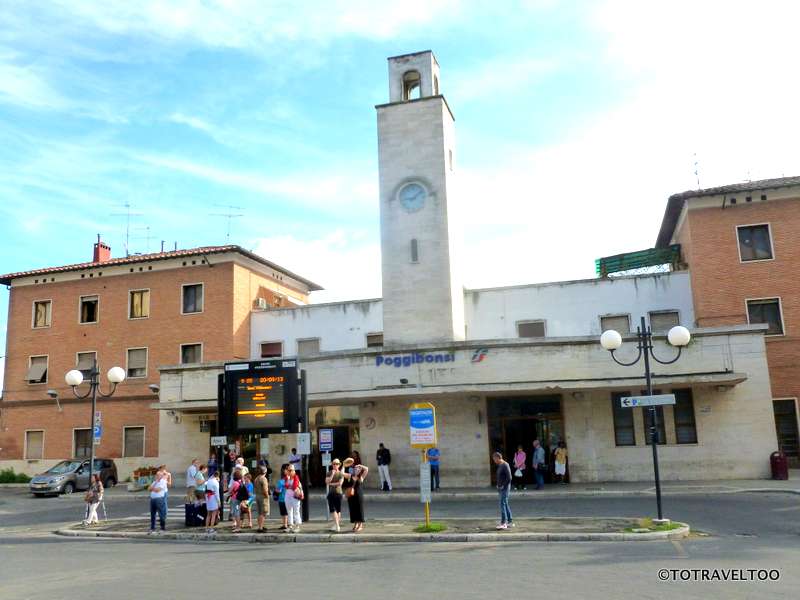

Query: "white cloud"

xmin=52 ymin=0 xmax=461 ymax=51
xmin=252 ymin=230 xmax=381 ymax=302
xmin=449 ymin=55 xmax=561 ymax=103
xmin=0 ymin=63 xmax=67 ymax=109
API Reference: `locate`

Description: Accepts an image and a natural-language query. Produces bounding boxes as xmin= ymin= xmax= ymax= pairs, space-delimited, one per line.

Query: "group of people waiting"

xmin=144 ymin=449 xmax=372 ymax=534
xmin=511 ymin=440 xmax=569 ymax=490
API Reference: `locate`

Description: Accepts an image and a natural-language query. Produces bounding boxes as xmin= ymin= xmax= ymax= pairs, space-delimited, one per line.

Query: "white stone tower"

xmin=376 ymin=50 xmax=464 ymax=346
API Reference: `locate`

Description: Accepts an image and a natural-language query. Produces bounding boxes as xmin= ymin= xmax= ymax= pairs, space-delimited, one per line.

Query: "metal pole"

xmin=299 ymin=369 xmax=310 ymax=523
xmin=89 ymin=362 xmax=98 ymax=489
xmin=640 ymin=316 xmax=663 ymax=521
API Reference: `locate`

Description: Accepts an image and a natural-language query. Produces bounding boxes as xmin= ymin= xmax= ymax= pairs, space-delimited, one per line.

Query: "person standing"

xmin=241 ymin=473 xmax=255 ymax=529
xmin=283 ymin=465 xmax=303 ymax=532
xmin=207 ymin=452 xmax=218 ymax=478
xmin=342 ymin=456 xmax=369 ymax=532
xmin=194 ymin=464 xmax=208 ymax=502
xmin=185 ymin=458 xmax=199 ymax=502
xmin=513 ymin=445 xmax=527 ymax=490
xmin=223 ymin=449 xmax=235 ymax=488
xmin=226 ymin=471 xmax=244 ymax=533
xmin=493 ymin=452 xmax=513 ymax=530
xmin=427 ymin=447 xmax=441 ymax=491
xmin=532 ymin=440 xmax=546 ymax=490
xmin=253 ymin=465 xmax=270 ymax=533
xmin=554 ymin=440 xmax=568 ymax=484
xmin=275 ymin=464 xmax=289 ymax=531
xmin=205 ymin=471 xmax=221 ymax=533
xmin=325 ymin=458 xmax=345 ymax=532
xmin=148 ymin=470 xmax=169 ymax=533
xmin=83 ymin=474 xmax=104 ymax=526
xmin=376 ymin=443 xmax=392 ymax=492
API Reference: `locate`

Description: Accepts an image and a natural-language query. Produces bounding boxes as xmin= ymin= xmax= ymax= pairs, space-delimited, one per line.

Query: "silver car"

xmin=29 ymin=458 xmax=118 ymax=496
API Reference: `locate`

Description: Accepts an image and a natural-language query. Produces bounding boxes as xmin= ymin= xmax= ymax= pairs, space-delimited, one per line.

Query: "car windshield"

xmin=46 ymin=460 xmax=83 ymax=474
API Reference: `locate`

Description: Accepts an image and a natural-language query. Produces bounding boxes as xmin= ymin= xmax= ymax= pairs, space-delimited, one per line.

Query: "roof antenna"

xmin=161 ymin=240 xmax=165 ymax=252
xmin=693 ymin=153 xmax=701 ymax=189
xmin=111 ymin=202 xmax=144 ymax=257
xmin=174 ymin=241 xmax=177 ymax=251
xmin=209 ymin=204 xmax=244 ymax=244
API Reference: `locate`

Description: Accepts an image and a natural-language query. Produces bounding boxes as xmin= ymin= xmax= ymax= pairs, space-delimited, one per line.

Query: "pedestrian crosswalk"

xmin=139 ymin=505 xmax=186 ymax=517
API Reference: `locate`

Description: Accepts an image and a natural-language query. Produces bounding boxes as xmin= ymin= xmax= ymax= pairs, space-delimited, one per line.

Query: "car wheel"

xmin=104 ymin=477 xmax=116 ymax=488
xmin=62 ymin=482 xmax=75 ymax=495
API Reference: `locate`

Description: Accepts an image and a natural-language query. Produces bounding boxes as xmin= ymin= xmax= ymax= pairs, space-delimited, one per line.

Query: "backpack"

xmin=236 ymin=481 xmax=250 ymax=502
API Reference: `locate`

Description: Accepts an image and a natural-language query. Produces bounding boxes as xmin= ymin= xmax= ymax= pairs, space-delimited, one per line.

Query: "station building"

xmin=156 ymin=51 xmax=780 ymax=487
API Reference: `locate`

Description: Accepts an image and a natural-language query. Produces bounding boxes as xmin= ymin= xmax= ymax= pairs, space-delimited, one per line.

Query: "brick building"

xmin=657 ymin=176 xmax=800 ymax=464
xmin=0 ymin=241 xmax=320 ymax=479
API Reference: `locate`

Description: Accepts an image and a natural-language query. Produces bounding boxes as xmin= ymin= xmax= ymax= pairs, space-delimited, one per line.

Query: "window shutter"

xmin=128 ymin=349 xmax=147 ymax=369
xmin=297 ymin=339 xmax=320 ymax=356
xmin=649 ymin=311 xmax=679 ymax=333
xmin=26 ymin=357 xmax=48 ymax=382
xmin=76 ymin=353 xmax=95 ymax=372
xmin=600 ymin=315 xmax=630 ymax=334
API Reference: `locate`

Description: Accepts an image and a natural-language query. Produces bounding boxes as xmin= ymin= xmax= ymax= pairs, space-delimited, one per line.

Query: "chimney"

xmin=93 ymin=235 xmax=111 ymax=263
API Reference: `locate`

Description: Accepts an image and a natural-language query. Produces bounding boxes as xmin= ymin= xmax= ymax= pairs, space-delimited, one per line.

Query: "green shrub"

xmin=0 ymin=468 xmax=31 ymax=483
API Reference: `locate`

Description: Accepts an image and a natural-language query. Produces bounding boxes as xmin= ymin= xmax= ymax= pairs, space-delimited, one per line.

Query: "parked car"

xmin=29 ymin=458 xmax=118 ymax=496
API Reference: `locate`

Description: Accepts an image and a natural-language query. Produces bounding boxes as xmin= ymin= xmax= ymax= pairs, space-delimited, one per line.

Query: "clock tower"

xmin=376 ymin=51 xmax=465 ymax=345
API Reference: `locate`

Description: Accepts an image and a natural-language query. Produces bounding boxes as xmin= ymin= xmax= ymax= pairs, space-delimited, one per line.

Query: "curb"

xmin=54 ymin=524 xmax=689 ymax=543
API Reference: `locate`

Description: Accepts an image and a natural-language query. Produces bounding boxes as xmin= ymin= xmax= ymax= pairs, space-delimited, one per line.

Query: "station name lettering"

xmin=376 ymin=352 xmax=455 ymax=368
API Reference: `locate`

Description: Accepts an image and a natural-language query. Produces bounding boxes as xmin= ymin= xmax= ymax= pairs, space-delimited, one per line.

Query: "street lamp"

xmin=65 ymin=362 xmax=126 ymax=488
xmin=600 ymin=316 xmax=691 ymax=521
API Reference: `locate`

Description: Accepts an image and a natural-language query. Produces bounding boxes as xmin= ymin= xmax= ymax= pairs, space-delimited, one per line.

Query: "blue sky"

xmin=2 ymin=1 xmax=800 ymax=388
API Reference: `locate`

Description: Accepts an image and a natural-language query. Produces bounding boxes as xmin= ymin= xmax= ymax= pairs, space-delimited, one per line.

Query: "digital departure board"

xmin=219 ymin=359 xmax=301 ymax=434
xmin=235 ymin=375 xmax=286 ymax=430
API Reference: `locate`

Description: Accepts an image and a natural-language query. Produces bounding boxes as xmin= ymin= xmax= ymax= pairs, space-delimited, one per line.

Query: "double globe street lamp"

xmin=600 ymin=316 xmax=691 ymax=521
xmin=65 ymin=363 xmax=126 ymax=489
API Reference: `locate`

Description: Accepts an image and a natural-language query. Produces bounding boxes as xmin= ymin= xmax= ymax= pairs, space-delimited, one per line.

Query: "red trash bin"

xmin=770 ymin=451 xmax=789 ymax=480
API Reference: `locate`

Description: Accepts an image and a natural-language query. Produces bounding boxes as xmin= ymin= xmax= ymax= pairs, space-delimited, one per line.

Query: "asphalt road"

xmin=1 ymin=488 xmax=798 ymax=599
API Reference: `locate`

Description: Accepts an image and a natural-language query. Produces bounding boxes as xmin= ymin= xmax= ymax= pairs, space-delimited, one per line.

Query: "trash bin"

xmin=770 ymin=451 xmax=789 ymax=480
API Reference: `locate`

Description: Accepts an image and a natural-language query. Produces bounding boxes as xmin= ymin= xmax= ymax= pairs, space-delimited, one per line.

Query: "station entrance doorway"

xmin=487 ymin=395 xmax=564 ymax=485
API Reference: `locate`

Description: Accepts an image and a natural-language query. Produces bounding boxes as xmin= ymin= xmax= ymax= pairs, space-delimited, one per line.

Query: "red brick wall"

xmin=0 ymin=261 xmax=239 ymax=460
xmin=681 ymin=196 xmax=800 ymax=400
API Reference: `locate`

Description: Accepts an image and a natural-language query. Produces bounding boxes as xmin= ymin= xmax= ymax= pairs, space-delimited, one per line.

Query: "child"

xmin=274 ymin=464 xmax=289 ymax=531
xmin=241 ymin=473 xmax=255 ymax=529
xmin=554 ymin=441 xmax=568 ymax=484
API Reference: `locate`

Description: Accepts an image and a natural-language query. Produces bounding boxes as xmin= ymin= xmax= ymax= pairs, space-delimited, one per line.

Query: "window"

xmin=126 ymin=347 xmax=148 ymax=378
xmin=611 ymin=392 xmax=636 ymax=446
xmin=182 ymin=283 xmax=204 ymax=314
xmin=737 ymin=224 xmax=773 ymax=261
xmin=25 ymin=430 xmax=44 ymax=459
xmin=123 ymin=427 xmax=145 ymax=457
xmin=80 ymin=295 xmax=98 ymax=323
xmin=517 ymin=321 xmax=546 ymax=338
xmin=649 ymin=311 xmax=679 ymax=333
xmin=25 ymin=355 xmax=48 ymax=384
xmin=410 ymin=239 xmax=419 ymax=263
xmin=76 ymin=352 xmax=96 ymax=377
xmin=260 ymin=341 xmax=283 ymax=358
xmin=402 ymin=70 xmax=421 ymax=100
xmin=366 ymin=333 xmax=383 ymax=348
xmin=600 ymin=315 xmax=630 ymax=335
xmin=747 ymin=298 xmax=784 ymax=335
xmin=297 ymin=338 xmax=320 ymax=357
xmin=673 ymin=389 xmax=698 ymax=444
xmin=129 ymin=289 xmax=150 ymax=319
xmin=181 ymin=343 xmax=202 ymax=364
xmin=74 ymin=429 xmax=92 ymax=459
xmin=32 ymin=300 xmax=51 ymax=328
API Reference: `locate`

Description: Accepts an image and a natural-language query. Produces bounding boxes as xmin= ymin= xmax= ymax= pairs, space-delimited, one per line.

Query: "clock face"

xmin=398 ymin=182 xmax=427 ymax=213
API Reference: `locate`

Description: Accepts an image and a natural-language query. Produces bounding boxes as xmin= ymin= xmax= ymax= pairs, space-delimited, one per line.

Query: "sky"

xmin=2 ymin=0 xmax=800 ymax=390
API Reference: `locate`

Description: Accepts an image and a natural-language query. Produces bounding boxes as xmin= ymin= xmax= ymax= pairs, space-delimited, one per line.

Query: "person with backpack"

xmin=241 ymin=473 xmax=255 ymax=529
xmin=376 ymin=443 xmax=392 ymax=492
xmin=283 ymin=464 xmax=303 ymax=532
xmin=274 ymin=464 xmax=289 ymax=531
xmin=226 ymin=471 xmax=247 ymax=533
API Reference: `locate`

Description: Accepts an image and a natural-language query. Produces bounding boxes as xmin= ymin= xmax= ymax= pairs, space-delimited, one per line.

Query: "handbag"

xmin=514 ymin=468 xmax=523 ymax=478
xmin=345 ymin=487 xmax=356 ymax=498
xmin=293 ymin=485 xmax=304 ymax=501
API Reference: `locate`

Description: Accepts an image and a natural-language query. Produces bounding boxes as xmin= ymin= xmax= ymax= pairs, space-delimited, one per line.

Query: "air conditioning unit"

xmin=255 ymin=297 xmax=268 ymax=310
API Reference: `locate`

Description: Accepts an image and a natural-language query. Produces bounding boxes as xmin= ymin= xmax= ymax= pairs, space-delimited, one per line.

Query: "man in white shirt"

xmin=185 ymin=459 xmax=199 ymax=502
xmin=149 ymin=472 xmax=169 ymax=533
xmin=288 ymin=448 xmax=302 ymax=474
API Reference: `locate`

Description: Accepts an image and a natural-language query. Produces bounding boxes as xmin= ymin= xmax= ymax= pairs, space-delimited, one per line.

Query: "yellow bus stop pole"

xmin=423 ymin=449 xmax=430 ymax=527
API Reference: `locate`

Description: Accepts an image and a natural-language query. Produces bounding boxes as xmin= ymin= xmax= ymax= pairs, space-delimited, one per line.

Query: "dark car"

xmin=29 ymin=458 xmax=118 ymax=496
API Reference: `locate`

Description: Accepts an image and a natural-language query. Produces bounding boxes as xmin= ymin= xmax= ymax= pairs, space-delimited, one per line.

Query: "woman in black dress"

xmin=342 ymin=456 xmax=369 ymax=532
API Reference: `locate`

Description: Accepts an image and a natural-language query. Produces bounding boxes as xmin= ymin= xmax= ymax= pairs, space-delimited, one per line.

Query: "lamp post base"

xmin=652 ymin=518 xmax=672 ymax=526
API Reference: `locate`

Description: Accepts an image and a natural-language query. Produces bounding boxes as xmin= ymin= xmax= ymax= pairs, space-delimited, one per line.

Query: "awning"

xmin=151 ymin=400 xmax=217 ymax=413
xmin=76 ymin=353 xmax=95 ymax=372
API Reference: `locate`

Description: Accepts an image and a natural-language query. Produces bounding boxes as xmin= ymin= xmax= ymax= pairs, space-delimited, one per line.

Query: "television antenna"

xmin=209 ymin=204 xmax=244 ymax=243
xmin=131 ymin=225 xmax=156 ymax=254
xmin=111 ymin=202 xmax=144 ymax=256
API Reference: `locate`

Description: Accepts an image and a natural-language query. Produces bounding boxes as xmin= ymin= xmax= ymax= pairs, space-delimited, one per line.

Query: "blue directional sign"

xmin=93 ymin=425 xmax=102 ymax=445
